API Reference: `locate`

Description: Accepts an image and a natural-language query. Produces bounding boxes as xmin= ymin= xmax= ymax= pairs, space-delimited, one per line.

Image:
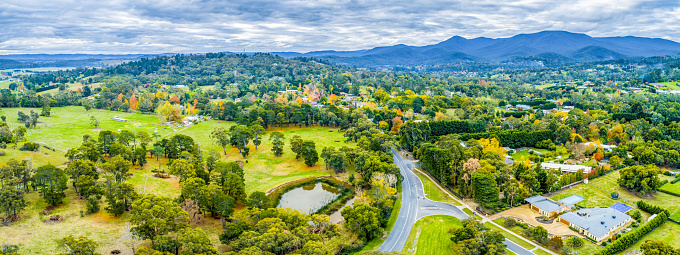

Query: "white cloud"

xmin=0 ymin=0 xmax=678 ymax=54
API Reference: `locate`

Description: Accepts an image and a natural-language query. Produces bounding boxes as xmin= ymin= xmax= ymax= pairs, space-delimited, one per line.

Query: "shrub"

xmin=566 ymin=236 xmax=584 ymax=248
xmin=503 ymin=218 xmax=517 ymax=228
xmin=19 ymin=142 xmax=40 ymax=151
xmin=671 ymin=178 xmax=680 ymax=184
xmin=0 ymin=149 xmax=5 ymax=156
xmin=636 ymin=200 xmax=669 ymax=215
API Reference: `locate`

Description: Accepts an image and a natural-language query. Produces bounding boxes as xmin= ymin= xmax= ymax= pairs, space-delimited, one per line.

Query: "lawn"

xmin=623 ymin=221 xmax=680 ymax=254
xmin=402 ymin=215 xmax=462 ymax=255
xmin=487 ymin=219 xmax=536 ymax=250
xmin=510 ymin=148 xmax=552 ymax=162
xmin=415 ymin=170 xmax=462 ymax=206
xmin=0 ymin=106 xmax=352 ymax=194
xmin=660 ymin=181 xmax=680 ymax=195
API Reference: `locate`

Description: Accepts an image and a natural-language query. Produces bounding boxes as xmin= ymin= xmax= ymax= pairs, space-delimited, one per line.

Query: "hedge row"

xmin=35 ymin=85 xmax=59 ymax=93
xmin=429 ymin=120 xmax=472 ymax=136
xmin=612 ymin=113 xmax=642 ymax=121
xmin=672 ymin=178 xmax=680 ymax=184
xmin=636 ymin=200 xmax=670 ymax=216
xmin=659 ymin=189 xmax=680 ymax=197
xmin=459 ymin=129 xmax=554 ymax=148
xmin=594 ymin=211 xmax=668 ymax=255
xmin=503 ymin=111 xmax=529 ymax=118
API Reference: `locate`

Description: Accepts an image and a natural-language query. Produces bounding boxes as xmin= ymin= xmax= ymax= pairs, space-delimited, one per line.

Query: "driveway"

xmin=491 ymin=204 xmax=575 ymax=237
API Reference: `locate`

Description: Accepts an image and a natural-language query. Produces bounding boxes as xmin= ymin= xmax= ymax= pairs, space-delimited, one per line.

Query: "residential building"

xmin=524 ymin=195 xmax=569 ymax=217
xmin=559 ymin=207 xmax=632 ymax=242
xmin=541 ymin=162 xmax=592 ymax=174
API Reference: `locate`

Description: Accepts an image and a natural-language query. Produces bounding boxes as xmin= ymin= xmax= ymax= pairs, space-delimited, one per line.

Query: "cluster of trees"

xmin=618 ymin=165 xmax=662 ymax=196
xmin=449 ymin=219 xmax=506 ymax=255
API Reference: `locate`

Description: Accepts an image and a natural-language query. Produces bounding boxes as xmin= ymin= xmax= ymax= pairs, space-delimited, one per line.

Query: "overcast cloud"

xmin=1 ymin=0 xmax=679 ymax=54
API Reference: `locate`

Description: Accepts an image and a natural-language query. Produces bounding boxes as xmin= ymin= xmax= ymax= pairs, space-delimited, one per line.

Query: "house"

xmin=515 ymin=104 xmax=531 ymax=111
xmin=112 ymin=116 xmax=128 ymax=122
xmin=559 ymin=207 xmax=631 ymax=242
xmin=541 ymin=162 xmax=592 ymax=174
xmin=524 ymin=195 xmax=569 ymax=217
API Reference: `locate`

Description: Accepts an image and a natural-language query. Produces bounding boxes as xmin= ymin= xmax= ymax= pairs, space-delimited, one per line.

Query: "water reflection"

xmin=277 ymin=182 xmax=341 ymax=214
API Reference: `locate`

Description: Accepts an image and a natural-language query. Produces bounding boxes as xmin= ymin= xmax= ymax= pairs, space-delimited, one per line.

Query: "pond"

xmin=277 ymin=182 xmax=342 ymax=214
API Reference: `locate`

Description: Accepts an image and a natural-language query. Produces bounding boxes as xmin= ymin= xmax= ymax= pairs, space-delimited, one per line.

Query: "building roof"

xmin=541 ymin=163 xmax=592 ymax=174
xmin=524 ymin=195 xmax=565 ymax=214
xmin=560 ymin=207 xmax=630 ymax=238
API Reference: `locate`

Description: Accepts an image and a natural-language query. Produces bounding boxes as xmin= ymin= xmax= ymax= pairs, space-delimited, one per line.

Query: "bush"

xmin=19 ymin=142 xmax=40 ymax=151
xmin=671 ymin=178 xmax=680 ymax=184
xmin=0 ymin=149 xmax=5 ymax=156
xmin=636 ymin=200 xmax=669 ymax=215
xmin=503 ymin=218 xmax=517 ymax=228
xmin=628 ymin=210 xmax=642 ymax=222
xmin=86 ymin=196 xmax=100 ymax=214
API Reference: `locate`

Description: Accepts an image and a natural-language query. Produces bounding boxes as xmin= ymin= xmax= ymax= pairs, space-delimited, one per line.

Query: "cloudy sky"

xmin=1 ymin=0 xmax=680 ymax=54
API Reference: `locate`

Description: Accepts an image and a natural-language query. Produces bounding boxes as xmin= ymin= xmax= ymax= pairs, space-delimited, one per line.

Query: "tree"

xmin=618 ymin=165 xmax=662 ymax=195
xmin=532 ymin=226 xmax=549 ymax=243
xmin=301 ymin=140 xmax=318 ymax=166
xmin=152 ymin=145 xmax=164 ymax=171
xmin=231 ymin=125 xmax=252 ymax=157
xmin=290 ymin=135 xmax=303 ymax=160
xmin=120 ymin=223 xmax=142 ymax=255
xmin=640 ymin=240 xmax=679 ymax=255
xmin=247 ymin=191 xmax=270 ymax=209
xmin=65 ymin=159 xmax=98 ymax=195
xmin=90 ymin=116 xmax=99 ymax=129
xmin=250 ymin=124 xmax=265 ymax=150
xmin=471 ymin=173 xmax=499 ymax=209
xmin=555 ymin=125 xmax=571 ymax=144
xmin=101 ymin=155 xmax=132 ymax=184
xmin=105 ymin=182 xmax=137 ymax=217
xmin=269 ymin=132 xmax=285 ymax=156
xmin=34 ymin=165 xmax=68 ymax=206
xmin=0 ymin=188 xmax=26 ymax=224
xmin=57 ymin=235 xmax=99 ymax=255
xmin=548 ymin=236 xmax=563 ymax=249
xmin=178 ymin=227 xmax=218 ymax=255
xmin=221 ymin=173 xmax=246 ymax=202
xmin=130 ymin=194 xmax=189 ymax=242
xmin=169 ymin=159 xmax=195 ymax=182
xmin=210 ymin=127 xmax=230 ymax=155
xmin=565 ymin=236 xmax=584 ymax=248
xmin=341 ymin=204 xmax=385 ymax=242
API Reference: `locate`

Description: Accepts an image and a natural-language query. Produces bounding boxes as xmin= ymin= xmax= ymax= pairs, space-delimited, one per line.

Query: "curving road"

xmin=379 ymin=148 xmax=537 ymax=255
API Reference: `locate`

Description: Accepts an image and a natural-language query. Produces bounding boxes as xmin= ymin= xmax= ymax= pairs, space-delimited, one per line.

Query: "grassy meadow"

xmin=0 ymin=106 xmax=355 ymax=253
xmin=403 ymin=215 xmax=462 ymax=255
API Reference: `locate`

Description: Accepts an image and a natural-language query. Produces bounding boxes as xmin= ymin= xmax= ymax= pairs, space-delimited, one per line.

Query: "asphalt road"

xmin=378 ymin=148 xmax=536 ymax=255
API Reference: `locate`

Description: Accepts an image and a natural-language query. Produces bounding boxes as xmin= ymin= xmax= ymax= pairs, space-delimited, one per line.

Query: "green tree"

xmin=341 ymin=204 xmax=385 ymax=242
xmin=130 ymin=194 xmax=190 ymax=242
xmin=57 ymin=235 xmax=98 ymax=255
xmin=290 ymin=135 xmax=303 ymax=160
xmin=152 ymin=145 xmax=164 ymax=171
xmin=230 ymin=125 xmax=252 ymax=156
xmin=34 ymin=165 xmax=68 ymax=206
xmin=221 ymin=173 xmax=246 ymax=202
xmin=178 ymin=227 xmax=218 ymax=255
xmin=471 ymin=173 xmax=499 ymax=209
xmin=169 ymin=159 xmax=196 ymax=182
xmin=247 ymin=191 xmax=271 ymax=209
xmin=640 ymin=240 xmax=679 ymax=255
xmin=618 ymin=165 xmax=662 ymax=196
xmin=532 ymin=226 xmax=549 ymax=243
xmin=210 ymin=127 xmax=230 ymax=155
xmin=269 ymin=132 xmax=285 ymax=156
xmin=0 ymin=188 xmax=26 ymax=224
xmin=105 ymin=182 xmax=138 ymax=217
xmin=100 ymin=155 xmax=132 ymax=184
xmin=555 ymin=125 xmax=571 ymax=144
xmin=301 ymin=140 xmax=319 ymax=167
xmin=250 ymin=124 xmax=265 ymax=150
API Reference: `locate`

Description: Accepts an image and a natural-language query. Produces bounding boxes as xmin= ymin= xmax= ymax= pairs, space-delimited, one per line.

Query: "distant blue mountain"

xmin=281 ymin=31 xmax=680 ymax=66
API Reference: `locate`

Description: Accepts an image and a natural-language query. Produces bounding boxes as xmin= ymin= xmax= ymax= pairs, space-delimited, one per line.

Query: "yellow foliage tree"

xmin=479 ymin=138 xmax=506 ymax=155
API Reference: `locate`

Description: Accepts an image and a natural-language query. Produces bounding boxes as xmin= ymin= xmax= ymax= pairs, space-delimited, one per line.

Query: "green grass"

xmin=402 ymin=215 xmax=462 ymax=255
xmin=361 ymin=196 xmax=402 ymax=252
xmin=623 ymin=221 xmax=680 ymax=254
xmin=487 ymin=220 xmax=536 ymax=250
xmin=660 ymin=181 xmax=680 ymax=195
xmin=415 ymin=170 xmax=462 ymax=206
xmin=533 ymin=249 xmax=552 ymax=255
xmin=509 ymin=148 xmax=552 ymax=162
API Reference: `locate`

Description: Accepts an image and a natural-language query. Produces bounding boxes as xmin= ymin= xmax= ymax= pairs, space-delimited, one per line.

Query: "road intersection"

xmin=378 ymin=148 xmax=554 ymax=255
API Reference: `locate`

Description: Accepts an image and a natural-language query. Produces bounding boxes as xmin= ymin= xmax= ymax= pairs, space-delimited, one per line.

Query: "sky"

xmin=1 ymin=0 xmax=680 ymax=54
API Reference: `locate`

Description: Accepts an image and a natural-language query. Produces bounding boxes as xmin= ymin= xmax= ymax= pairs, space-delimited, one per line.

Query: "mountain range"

xmin=274 ymin=31 xmax=680 ymax=66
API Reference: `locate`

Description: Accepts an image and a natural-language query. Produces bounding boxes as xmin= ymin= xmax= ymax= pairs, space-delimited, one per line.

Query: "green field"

xmin=623 ymin=221 xmax=680 ymax=254
xmin=510 ymin=148 xmax=551 ymax=162
xmin=487 ymin=220 xmax=536 ymax=250
xmin=660 ymin=181 xmax=680 ymax=195
xmin=415 ymin=170 xmax=462 ymax=206
xmin=403 ymin=215 xmax=462 ymax=254
xmin=0 ymin=106 xmax=356 ymax=253
xmin=550 ymin=171 xmax=680 ymax=211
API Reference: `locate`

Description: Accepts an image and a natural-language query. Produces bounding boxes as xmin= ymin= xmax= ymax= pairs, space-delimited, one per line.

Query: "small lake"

xmin=277 ymin=182 xmax=341 ymax=214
